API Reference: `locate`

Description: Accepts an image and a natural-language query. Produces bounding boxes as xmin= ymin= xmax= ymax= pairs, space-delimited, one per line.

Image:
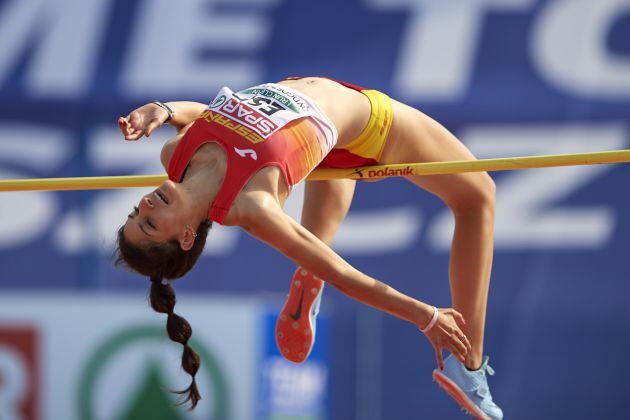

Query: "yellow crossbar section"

xmin=309 ymin=149 xmax=630 ymax=180
xmin=1 ymin=149 xmax=629 ymax=192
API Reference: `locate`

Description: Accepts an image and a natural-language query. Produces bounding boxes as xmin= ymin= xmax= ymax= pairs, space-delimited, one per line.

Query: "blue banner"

xmin=258 ymin=308 xmax=329 ymax=419
xmin=1 ymin=0 xmax=629 ymax=418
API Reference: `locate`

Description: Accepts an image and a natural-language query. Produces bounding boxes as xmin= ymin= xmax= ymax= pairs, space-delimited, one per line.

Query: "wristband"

xmin=151 ymin=101 xmax=174 ymax=122
xmin=420 ymin=306 xmax=439 ymax=334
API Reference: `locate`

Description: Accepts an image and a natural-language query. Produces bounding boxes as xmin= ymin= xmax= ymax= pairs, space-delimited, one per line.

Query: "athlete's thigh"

xmin=301 ymin=179 xmax=356 ymax=244
xmin=380 ymin=100 xmax=494 ymax=207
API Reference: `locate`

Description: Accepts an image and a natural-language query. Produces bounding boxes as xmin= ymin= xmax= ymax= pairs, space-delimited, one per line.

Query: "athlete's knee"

xmin=479 ymin=173 xmax=496 ymax=207
xmin=451 ymin=173 xmax=496 ymax=215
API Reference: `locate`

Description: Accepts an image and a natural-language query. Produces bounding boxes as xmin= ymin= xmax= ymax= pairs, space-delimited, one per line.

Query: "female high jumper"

xmin=116 ymin=77 xmax=501 ymax=419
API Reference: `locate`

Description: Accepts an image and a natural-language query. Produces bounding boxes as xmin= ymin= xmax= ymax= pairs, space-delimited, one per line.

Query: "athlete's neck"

xmin=179 ymin=144 xmax=227 ymax=223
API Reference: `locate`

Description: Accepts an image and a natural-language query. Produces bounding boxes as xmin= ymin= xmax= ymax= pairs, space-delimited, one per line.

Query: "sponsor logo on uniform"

xmin=209 ymin=95 xmax=227 ymax=108
xmin=234 ymin=147 xmax=258 ymax=160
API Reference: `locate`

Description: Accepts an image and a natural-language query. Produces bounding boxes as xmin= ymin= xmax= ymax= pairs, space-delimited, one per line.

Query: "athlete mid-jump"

xmin=116 ymin=77 xmax=501 ymax=419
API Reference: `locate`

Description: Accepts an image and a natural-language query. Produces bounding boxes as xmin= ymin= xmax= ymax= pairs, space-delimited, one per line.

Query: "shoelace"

xmin=485 ymin=363 xmax=495 ymax=376
xmin=475 ymin=361 xmax=496 ymax=401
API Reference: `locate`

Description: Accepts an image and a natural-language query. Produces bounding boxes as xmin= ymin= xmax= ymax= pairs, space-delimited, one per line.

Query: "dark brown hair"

xmin=115 ymin=220 xmax=212 ymax=409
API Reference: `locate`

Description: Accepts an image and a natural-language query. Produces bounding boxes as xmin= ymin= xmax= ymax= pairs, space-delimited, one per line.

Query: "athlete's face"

xmin=122 ymin=180 xmax=193 ymax=248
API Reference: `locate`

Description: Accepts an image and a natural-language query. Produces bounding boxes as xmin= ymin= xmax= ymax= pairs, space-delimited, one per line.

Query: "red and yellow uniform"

xmin=317 ymin=79 xmax=393 ymax=168
xmin=167 ymin=83 xmax=338 ymax=224
xmin=167 ymin=80 xmax=394 ymax=224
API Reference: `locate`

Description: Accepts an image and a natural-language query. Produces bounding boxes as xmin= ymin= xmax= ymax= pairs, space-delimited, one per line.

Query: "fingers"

xmin=126 ymin=130 xmax=145 ymax=140
xmin=450 ymin=333 xmax=469 ymax=361
xmin=118 ymin=116 xmax=144 ymax=140
xmin=145 ymin=118 xmax=162 ymax=137
xmin=129 ymin=111 xmax=142 ymax=130
xmin=446 ymin=342 xmax=467 ymax=365
xmin=450 ymin=312 xmax=472 ymax=353
xmin=123 ymin=111 xmax=146 ymax=140
xmin=434 ymin=345 xmax=444 ymax=371
xmin=462 ymin=333 xmax=472 ymax=353
xmin=433 ymin=335 xmax=467 ymax=369
xmin=118 ymin=117 xmax=131 ymax=136
xmin=453 ymin=310 xmax=466 ymax=327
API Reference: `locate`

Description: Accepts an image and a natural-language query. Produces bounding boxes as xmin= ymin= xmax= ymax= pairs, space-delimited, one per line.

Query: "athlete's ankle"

xmin=464 ymin=355 xmax=483 ymax=371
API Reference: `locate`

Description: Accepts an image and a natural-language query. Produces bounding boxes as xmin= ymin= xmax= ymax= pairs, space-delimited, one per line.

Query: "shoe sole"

xmin=275 ymin=268 xmax=324 ymax=364
xmin=433 ymin=369 xmax=491 ymax=420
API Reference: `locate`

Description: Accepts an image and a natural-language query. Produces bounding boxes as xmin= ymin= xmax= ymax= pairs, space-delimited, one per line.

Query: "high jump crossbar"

xmin=0 ymin=149 xmax=628 ymax=192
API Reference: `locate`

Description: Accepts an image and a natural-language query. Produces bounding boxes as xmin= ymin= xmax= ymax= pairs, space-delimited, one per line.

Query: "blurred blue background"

xmin=0 ymin=0 xmax=629 ymax=419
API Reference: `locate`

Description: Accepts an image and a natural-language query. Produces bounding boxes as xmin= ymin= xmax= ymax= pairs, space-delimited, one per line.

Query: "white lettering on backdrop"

xmin=533 ymin=0 xmax=630 ymax=98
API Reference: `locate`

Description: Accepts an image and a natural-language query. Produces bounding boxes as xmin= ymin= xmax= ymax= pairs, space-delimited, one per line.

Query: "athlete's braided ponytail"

xmin=149 ymin=275 xmax=201 ymax=409
xmin=115 ymin=220 xmax=212 ymax=409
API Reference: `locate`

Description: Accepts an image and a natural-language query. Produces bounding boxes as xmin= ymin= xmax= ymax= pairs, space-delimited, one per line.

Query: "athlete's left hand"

xmin=118 ymin=103 xmax=169 ymax=140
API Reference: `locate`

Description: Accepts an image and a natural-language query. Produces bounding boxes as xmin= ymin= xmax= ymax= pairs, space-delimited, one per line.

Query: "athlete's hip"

xmin=322 ymin=89 xmax=394 ymax=169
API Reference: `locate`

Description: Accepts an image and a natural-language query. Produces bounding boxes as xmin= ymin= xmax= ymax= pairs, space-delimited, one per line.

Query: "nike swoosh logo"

xmin=290 ymin=290 xmax=304 ymax=321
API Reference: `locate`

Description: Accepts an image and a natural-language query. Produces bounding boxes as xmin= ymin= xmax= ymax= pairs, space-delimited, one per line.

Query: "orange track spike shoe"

xmin=275 ymin=267 xmax=324 ymax=363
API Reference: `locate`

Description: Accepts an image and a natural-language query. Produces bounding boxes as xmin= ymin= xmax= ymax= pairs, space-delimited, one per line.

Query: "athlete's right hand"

xmin=118 ymin=103 xmax=169 ymax=140
xmin=423 ymin=308 xmax=471 ymax=371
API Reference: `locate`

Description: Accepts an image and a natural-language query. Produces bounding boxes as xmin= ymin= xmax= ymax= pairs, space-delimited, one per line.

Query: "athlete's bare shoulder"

xmin=160 ymin=121 xmax=228 ymax=172
xmin=159 ymin=122 xmax=194 ymax=170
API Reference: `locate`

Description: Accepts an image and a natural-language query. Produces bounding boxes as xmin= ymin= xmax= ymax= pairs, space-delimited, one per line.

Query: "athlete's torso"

xmin=166 ymin=80 xmax=355 ymax=224
xmin=161 ymin=78 xmax=372 ymax=169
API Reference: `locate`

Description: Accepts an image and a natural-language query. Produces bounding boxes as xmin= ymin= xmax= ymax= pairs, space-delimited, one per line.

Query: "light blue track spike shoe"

xmin=432 ymin=354 xmax=503 ymax=420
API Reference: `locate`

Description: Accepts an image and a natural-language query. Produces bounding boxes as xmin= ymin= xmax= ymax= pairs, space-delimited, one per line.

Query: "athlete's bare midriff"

xmin=162 ymin=78 xmax=373 ymax=167
xmin=277 ymin=77 xmax=372 ymax=148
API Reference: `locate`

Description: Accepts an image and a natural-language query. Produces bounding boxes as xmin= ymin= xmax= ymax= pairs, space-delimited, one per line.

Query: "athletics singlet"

xmin=167 ymin=83 xmax=338 ymax=224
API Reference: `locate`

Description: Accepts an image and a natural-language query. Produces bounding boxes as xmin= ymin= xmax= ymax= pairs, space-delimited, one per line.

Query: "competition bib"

xmin=206 ymin=83 xmax=318 ymax=141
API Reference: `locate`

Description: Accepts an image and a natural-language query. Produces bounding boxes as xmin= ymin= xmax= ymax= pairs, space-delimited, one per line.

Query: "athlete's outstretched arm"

xmin=118 ymin=101 xmax=207 ymax=139
xmin=243 ymin=200 xmax=472 ymax=368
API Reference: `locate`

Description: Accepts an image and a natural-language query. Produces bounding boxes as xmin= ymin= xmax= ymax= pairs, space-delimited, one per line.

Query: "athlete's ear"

xmin=179 ymin=224 xmax=197 ymax=251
